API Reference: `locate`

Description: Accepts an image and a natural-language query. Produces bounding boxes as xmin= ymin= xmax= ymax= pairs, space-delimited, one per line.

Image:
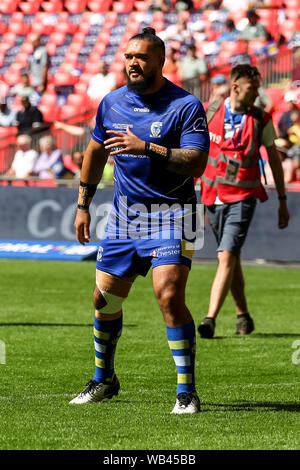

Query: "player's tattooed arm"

xmin=166 ymin=148 xmax=208 ymax=177
xmin=145 ymin=142 xmax=207 ymax=177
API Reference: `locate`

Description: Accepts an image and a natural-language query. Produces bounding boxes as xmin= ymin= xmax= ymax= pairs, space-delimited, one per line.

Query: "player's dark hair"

xmin=130 ymin=27 xmax=165 ymax=59
xmin=230 ymin=64 xmax=261 ymax=82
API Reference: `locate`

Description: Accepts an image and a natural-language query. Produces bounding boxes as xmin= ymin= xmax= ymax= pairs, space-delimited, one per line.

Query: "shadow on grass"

xmin=201 ymin=333 xmax=300 ymax=340
xmin=0 ymin=322 xmax=138 ymax=327
xmin=204 ymin=402 xmax=300 ymax=412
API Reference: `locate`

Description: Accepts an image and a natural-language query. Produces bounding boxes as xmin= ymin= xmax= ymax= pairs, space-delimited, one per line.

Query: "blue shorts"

xmin=96 ymin=235 xmax=194 ymax=278
xmin=206 ymin=198 xmax=257 ymax=257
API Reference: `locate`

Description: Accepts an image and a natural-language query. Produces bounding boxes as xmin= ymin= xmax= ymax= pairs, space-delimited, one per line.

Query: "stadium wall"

xmin=0 ymin=186 xmax=299 ymax=262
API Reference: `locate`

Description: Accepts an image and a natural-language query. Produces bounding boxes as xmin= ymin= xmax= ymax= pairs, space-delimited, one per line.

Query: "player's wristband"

xmin=145 ymin=141 xmax=171 ymax=162
xmin=278 ymin=195 xmax=287 ymax=201
xmin=77 ymin=181 xmax=97 ymax=210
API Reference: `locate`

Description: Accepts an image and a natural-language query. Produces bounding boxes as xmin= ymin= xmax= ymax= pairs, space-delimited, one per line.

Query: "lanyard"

xmin=224 ymin=97 xmax=246 ymax=151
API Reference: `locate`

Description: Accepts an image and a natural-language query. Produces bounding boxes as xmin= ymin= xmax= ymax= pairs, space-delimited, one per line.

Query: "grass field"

xmin=0 ymin=258 xmax=299 ymax=450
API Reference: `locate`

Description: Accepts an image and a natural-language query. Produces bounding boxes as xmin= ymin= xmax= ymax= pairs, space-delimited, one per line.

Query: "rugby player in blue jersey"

xmin=69 ymin=28 xmax=209 ymax=414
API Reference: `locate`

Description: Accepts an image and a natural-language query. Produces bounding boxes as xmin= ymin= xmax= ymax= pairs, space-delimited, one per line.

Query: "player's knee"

xmin=93 ymin=284 xmax=125 ymax=315
xmin=156 ymin=283 xmax=183 ymax=314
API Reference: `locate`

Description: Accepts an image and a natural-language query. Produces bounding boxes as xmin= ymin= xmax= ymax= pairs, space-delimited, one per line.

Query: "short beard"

xmin=127 ymin=72 xmax=156 ymax=94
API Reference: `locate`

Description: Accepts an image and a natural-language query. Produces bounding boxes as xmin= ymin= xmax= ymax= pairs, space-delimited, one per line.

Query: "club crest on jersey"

xmin=150 ymin=122 xmax=162 ymax=138
xmin=97 ymin=246 xmax=103 ymax=261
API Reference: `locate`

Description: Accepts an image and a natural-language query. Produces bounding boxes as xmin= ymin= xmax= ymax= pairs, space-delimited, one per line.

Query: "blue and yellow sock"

xmin=166 ymin=321 xmax=196 ymax=395
xmin=93 ymin=314 xmax=123 ymax=383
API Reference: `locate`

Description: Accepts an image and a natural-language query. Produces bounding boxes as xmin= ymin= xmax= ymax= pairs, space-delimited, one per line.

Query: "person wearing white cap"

xmin=278 ymin=91 xmax=299 ymax=140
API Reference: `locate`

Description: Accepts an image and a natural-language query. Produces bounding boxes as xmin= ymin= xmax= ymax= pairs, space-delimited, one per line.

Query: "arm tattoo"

xmin=145 ymin=142 xmax=171 ymax=161
xmin=77 ymin=181 xmax=98 ymax=210
xmin=144 ymin=141 xmax=207 ymax=176
xmin=167 ymin=148 xmax=207 ymax=176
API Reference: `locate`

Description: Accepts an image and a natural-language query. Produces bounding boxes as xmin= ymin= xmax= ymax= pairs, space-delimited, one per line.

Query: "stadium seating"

xmin=0 ymin=0 xmax=299 ymax=184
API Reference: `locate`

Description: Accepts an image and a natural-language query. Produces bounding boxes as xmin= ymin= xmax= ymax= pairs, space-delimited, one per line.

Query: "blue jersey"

xmin=92 ymin=79 xmax=210 ymax=214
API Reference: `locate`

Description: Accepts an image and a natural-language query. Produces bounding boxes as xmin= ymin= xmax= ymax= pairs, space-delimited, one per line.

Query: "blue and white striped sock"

xmin=93 ymin=314 xmax=123 ymax=383
xmin=166 ymin=321 xmax=196 ymax=395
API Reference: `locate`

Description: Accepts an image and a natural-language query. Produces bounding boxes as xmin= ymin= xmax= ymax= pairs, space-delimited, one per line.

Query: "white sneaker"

xmin=69 ymin=374 xmax=120 ymax=404
xmin=171 ymin=393 xmax=201 ymax=414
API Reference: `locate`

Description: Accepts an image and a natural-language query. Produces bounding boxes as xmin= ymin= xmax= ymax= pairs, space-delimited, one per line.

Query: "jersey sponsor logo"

xmin=112 ymin=123 xmax=133 ymax=131
xmin=133 ymin=107 xmax=150 ymax=112
xmin=193 ymin=117 xmax=207 ymax=132
xmin=150 ymin=121 xmax=162 ymax=138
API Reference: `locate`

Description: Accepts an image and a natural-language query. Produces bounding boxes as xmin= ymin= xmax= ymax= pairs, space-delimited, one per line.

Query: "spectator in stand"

xmin=217 ymin=19 xmax=240 ymax=44
xmin=29 ymin=35 xmax=50 ymax=94
xmin=287 ymin=108 xmax=300 ymax=179
xmin=71 ymin=150 xmax=84 ymax=178
xmin=264 ymin=139 xmax=295 ymax=184
xmin=209 ymin=74 xmax=230 ymax=102
xmin=175 ymin=0 xmax=194 ymax=11
xmin=5 ymin=134 xmax=38 ymax=179
xmin=222 ymin=0 xmax=251 ymax=11
xmin=180 ymin=44 xmax=208 ymax=82
xmin=158 ymin=16 xmax=193 ymax=45
xmin=292 ymin=48 xmax=300 ymax=84
xmin=278 ymin=91 xmax=299 ymax=140
xmin=0 ymin=97 xmax=16 ymax=127
xmin=239 ymin=10 xmax=268 ymax=42
xmin=10 ymin=72 xmax=40 ymax=106
xmin=255 ymin=87 xmax=273 ymax=113
xmin=163 ymin=47 xmax=181 ymax=77
xmin=99 ymin=156 xmax=115 ymax=188
xmin=202 ymin=0 xmax=223 ymax=8
xmin=87 ymin=60 xmax=117 ymax=104
xmin=149 ymin=0 xmax=172 ymax=11
xmin=15 ymin=96 xmax=45 ymax=135
xmin=33 ymin=134 xmax=73 ymax=179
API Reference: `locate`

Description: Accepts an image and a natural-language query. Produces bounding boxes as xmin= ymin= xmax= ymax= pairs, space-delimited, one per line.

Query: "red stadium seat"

xmin=4 ymin=71 xmax=21 ymax=87
xmin=72 ymin=32 xmax=87 ymax=45
xmin=55 ymin=21 xmax=78 ymax=35
xmin=54 ymin=72 xmax=78 ymax=86
xmin=58 ymin=104 xmax=80 ymax=120
xmin=19 ymin=1 xmax=40 ymax=14
xmin=220 ymin=40 xmax=248 ymax=55
xmin=86 ymin=0 xmax=112 ymax=12
xmin=45 ymin=42 xmax=57 ymax=56
xmin=15 ymin=52 xmax=29 ymax=67
xmin=112 ymin=1 xmax=134 ymax=13
xmin=279 ymin=19 xmax=300 ymax=40
xmin=41 ymin=1 xmax=63 ymax=13
xmin=65 ymin=0 xmax=87 ymax=13
xmin=0 ymin=22 xmax=8 ymax=34
xmin=78 ymin=72 xmax=93 ymax=85
xmin=134 ymin=1 xmax=148 ymax=11
xmin=64 ymin=52 xmax=79 ymax=65
xmin=49 ymin=32 xmax=66 ymax=46
xmin=74 ymin=82 xmax=88 ymax=94
xmin=84 ymin=62 xmax=102 ymax=74
xmin=20 ymin=41 xmax=33 ymax=54
xmin=0 ymin=81 xmax=9 ymax=97
xmin=0 ymin=0 xmax=19 ymax=14
xmin=2 ymin=33 xmax=16 ymax=47
xmin=40 ymin=93 xmax=58 ymax=107
xmin=8 ymin=22 xmax=31 ymax=35
xmin=66 ymin=93 xmax=88 ymax=110
xmin=39 ymin=104 xmax=59 ymax=122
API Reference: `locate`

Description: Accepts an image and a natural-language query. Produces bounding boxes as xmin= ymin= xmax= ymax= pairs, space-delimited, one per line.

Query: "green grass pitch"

xmin=0 ymin=259 xmax=299 ymax=450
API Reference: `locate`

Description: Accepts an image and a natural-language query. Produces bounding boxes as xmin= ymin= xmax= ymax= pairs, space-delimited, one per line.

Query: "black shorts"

xmin=206 ymin=198 xmax=257 ymax=257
